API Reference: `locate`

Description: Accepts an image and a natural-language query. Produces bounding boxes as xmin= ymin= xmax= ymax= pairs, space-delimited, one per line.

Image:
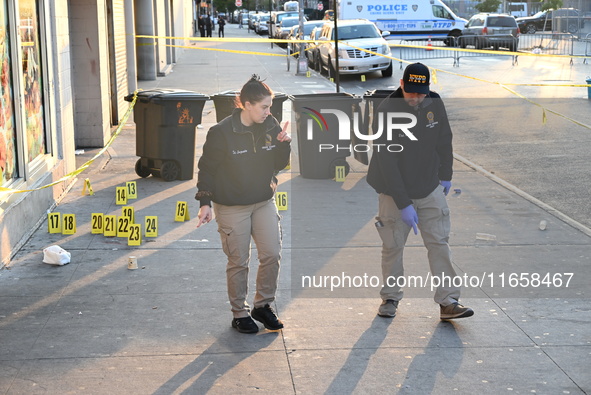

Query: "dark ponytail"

xmin=237 ymin=74 xmax=273 ymax=108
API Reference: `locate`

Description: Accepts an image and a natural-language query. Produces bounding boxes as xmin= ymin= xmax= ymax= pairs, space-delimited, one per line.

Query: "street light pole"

xmin=333 ymin=0 xmax=340 ymax=92
xmin=295 ymin=0 xmax=306 ymax=75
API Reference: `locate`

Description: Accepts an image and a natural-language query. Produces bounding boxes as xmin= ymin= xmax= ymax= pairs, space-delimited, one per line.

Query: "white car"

xmin=317 ymin=19 xmax=393 ymax=77
xmin=288 ymin=20 xmax=326 ymax=57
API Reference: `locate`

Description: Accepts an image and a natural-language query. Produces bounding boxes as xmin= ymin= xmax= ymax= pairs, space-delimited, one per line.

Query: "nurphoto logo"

xmin=303 ymin=108 xmax=418 ymax=153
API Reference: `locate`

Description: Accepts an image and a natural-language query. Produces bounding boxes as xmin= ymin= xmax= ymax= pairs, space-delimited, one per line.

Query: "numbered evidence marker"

xmin=128 ymin=223 xmax=142 ymax=246
xmin=335 ymin=166 xmax=346 ymax=182
xmin=126 ymin=181 xmax=137 ymax=200
xmin=116 ymin=186 xmax=127 ymax=205
xmin=175 ymin=201 xmax=190 ymax=222
xmin=117 ymin=216 xmax=132 ymax=237
xmin=91 ymin=213 xmax=104 ymax=234
xmin=145 ymin=216 xmax=158 ymax=237
xmin=275 ymin=192 xmax=288 ymax=211
xmin=121 ymin=206 xmax=135 ymax=224
xmin=62 ymin=214 xmax=77 ymax=235
xmin=103 ymin=215 xmax=117 ymax=237
xmin=48 ymin=212 xmax=61 ymax=233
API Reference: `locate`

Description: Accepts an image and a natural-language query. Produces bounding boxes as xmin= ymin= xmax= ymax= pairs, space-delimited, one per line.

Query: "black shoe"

xmin=251 ymin=304 xmax=284 ymax=330
xmin=231 ymin=316 xmax=259 ymax=334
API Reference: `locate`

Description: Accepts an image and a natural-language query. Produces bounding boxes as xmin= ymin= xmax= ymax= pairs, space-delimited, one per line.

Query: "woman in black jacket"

xmin=195 ymin=75 xmax=291 ymax=333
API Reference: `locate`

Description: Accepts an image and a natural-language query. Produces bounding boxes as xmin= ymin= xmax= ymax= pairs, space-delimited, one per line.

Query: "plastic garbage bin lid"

xmin=126 ymin=89 xmax=209 ymax=102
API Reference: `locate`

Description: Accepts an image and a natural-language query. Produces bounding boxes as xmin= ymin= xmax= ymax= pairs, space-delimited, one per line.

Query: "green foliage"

xmin=212 ymin=0 xmax=239 ymax=13
xmin=475 ymin=0 xmax=502 ymax=13
xmin=541 ymin=0 xmax=563 ymax=11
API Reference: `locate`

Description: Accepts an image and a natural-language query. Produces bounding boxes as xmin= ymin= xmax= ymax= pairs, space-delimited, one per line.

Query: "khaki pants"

xmin=214 ymin=198 xmax=282 ymax=318
xmin=376 ymin=186 xmax=460 ymax=306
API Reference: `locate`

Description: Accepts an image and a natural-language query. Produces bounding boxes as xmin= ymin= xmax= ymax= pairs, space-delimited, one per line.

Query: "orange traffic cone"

xmin=426 ymin=36 xmax=433 ymax=51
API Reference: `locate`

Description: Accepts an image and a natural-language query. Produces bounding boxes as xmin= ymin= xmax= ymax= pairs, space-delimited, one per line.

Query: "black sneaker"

xmin=251 ymin=304 xmax=284 ymax=330
xmin=231 ymin=316 xmax=259 ymax=334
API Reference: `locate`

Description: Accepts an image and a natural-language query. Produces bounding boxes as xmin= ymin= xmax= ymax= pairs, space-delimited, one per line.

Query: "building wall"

xmin=0 ymin=0 xmax=76 ymax=266
xmin=0 ymin=0 xmax=196 ymax=266
xmin=69 ymin=0 xmax=111 ymax=148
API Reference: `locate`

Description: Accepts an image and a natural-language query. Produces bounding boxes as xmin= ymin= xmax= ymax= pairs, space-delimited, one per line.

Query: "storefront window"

xmin=20 ymin=0 xmax=46 ymax=163
xmin=0 ymin=1 xmax=17 ymax=183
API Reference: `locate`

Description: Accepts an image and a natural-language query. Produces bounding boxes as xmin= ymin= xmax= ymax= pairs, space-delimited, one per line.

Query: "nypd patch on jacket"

xmin=196 ymin=108 xmax=291 ymax=207
xmin=366 ymin=88 xmax=453 ymax=209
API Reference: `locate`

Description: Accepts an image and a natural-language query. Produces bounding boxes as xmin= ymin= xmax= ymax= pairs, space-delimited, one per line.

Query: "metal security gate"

xmin=107 ymin=0 xmax=129 ymax=125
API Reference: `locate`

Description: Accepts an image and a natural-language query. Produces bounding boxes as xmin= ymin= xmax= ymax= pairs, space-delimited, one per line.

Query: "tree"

xmin=541 ymin=0 xmax=563 ymax=11
xmin=475 ymin=0 xmax=501 ymax=13
xmin=213 ymin=0 xmax=236 ymax=14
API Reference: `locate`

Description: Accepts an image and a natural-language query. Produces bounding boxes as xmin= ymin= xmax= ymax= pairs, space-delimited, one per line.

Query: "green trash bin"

xmin=125 ymin=89 xmax=209 ymax=181
xmin=212 ymin=90 xmax=288 ymax=122
xmin=290 ymin=92 xmax=362 ymax=179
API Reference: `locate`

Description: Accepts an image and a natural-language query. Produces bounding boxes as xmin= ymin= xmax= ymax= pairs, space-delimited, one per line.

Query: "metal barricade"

xmin=390 ymin=34 xmax=582 ymax=66
xmin=390 ymin=39 xmax=457 ymax=64
xmin=583 ymin=33 xmax=591 ymax=64
xmin=454 ymin=35 xmax=515 ymax=65
xmin=517 ymin=33 xmax=574 ymax=56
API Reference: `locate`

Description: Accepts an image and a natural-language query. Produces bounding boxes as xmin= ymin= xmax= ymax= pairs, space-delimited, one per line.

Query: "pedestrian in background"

xmin=205 ymin=14 xmax=213 ymax=37
xmin=198 ymin=15 xmax=205 ymax=37
xmin=195 ymin=75 xmax=291 ymax=334
xmin=366 ymin=62 xmax=474 ymax=321
xmin=218 ymin=16 xmax=226 ymax=38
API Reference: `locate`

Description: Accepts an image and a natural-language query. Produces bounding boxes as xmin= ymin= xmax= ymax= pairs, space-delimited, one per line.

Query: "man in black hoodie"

xmin=366 ymin=63 xmax=473 ymax=321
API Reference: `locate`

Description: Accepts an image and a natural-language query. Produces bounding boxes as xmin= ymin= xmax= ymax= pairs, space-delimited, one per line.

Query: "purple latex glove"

xmin=440 ymin=180 xmax=452 ymax=196
xmin=400 ymin=205 xmax=418 ymax=235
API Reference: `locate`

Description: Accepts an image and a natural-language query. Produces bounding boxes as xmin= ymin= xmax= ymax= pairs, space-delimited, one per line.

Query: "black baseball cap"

xmin=402 ymin=63 xmax=430 ymax=94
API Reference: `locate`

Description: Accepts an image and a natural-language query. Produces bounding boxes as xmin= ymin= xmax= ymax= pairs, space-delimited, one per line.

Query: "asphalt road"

xmin=312 ymin=54 xmax=591 ymax=230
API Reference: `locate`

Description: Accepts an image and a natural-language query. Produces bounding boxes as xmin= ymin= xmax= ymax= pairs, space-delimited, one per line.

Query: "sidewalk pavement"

xmin=1 ymin=24 xmax=589 ymax=394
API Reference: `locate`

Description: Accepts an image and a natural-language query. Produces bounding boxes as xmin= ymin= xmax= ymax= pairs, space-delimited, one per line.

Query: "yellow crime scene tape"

xmin=0 ymin=92 xmax=139 ymax=195
xmin=4 ymin=33 xmax=591 ymax=196
xmin=340 ymin=41 xmax=591 ymax=129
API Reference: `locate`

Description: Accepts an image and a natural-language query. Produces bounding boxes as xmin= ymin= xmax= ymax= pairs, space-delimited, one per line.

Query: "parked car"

xmin=275 ymin=16 xmax=304 ymax=41
xmin=288 ymin=20 xmax=325 ymax=57
xmin=516 ymin=8 xmax=584 ymax=34
xmin=317 ymin=19 xmax=393 ymax=77
xmin=461 ymin=13 xmax=520 ymax=51
xmin=269 ymin=11 xmax=299 ymax=39
xmin=248 ymin=11 xmax=259 ymax=30
xmin=306 ymin=25 xmax=323 ymax=71
xmin=255 ymin=14 xmax=270 ymax=34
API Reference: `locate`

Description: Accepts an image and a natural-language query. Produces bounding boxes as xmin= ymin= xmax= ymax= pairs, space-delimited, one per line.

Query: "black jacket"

xmin=366 ymin=88 xmax=453 ymax=209
xmin=196 ymin=108 xmax=290 ymax=206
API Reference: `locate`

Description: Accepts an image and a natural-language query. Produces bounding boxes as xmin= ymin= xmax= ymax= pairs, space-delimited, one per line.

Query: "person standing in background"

xmin=218 ymin=16 xmax=226 ymax=38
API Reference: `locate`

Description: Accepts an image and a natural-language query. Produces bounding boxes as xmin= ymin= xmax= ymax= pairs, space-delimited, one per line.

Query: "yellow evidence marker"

xmin=276 ymin=192 xmax=288 ymax=211
xmin=116 ymin=187 xmax=127 ymax=205
xmin=48 ymin=212 xmax=61 ymax=233
xmin=62 ymin=214 xmax=77 ymax=235
xmin=128 ymin=224 xmax=142 ymax=246
xmin=175 ymin=201 xmax=190 ymax=222
xmin=103 ymin=215 xmax=117 ymax=237
xmin=91 ymin=213 xmax=104 ymax=234
xmin=145 ymin=216 xmax=158 ymax=237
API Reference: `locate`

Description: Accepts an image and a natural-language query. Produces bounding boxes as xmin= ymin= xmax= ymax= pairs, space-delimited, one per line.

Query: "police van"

xmin=337 ymin=0 xmax=467 ymax=42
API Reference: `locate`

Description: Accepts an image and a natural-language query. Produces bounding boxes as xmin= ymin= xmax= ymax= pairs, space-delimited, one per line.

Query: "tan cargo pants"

xmin=214 ymin=198 xmax=282 ymax=318
xmin=376 ymin=185 xmax=461 ymax=306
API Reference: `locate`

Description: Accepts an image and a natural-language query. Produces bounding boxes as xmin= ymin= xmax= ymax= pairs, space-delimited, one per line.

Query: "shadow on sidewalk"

xmin=398 ymin=321 xmax=463 ymax=394
xmin=152 ymin=331 xmax=280 ymax=394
